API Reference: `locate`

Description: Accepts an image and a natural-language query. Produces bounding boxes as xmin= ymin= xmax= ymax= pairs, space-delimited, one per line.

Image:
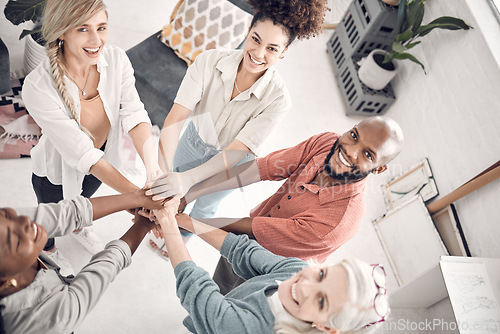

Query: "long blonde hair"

xmin=275 ymin=259 xmax=389 ymax=334
xmin=42 ymin=0 xmax=107 ymax=138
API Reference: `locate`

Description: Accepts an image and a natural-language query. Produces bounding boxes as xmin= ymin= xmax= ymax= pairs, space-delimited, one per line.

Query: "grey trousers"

xmin=213 ymin=256 xmax=246 ymax=295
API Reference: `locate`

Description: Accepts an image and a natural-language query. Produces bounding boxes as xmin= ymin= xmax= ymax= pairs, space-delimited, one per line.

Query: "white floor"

xmin=0 ymin=0 xmax=473 ymax=333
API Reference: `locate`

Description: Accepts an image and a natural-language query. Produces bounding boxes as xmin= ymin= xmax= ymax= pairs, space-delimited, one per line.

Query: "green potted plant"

xmin=4 ymin=0 xmax=46 ymax=40
xmin=4 ymin=0 xmax=47 ymax=74
xmin=358 ymin=0 xmax=471 ymax=90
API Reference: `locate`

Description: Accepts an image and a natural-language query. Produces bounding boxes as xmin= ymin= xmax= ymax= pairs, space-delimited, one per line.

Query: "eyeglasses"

xmin=364 ymin=264 xmax=388 ymax=328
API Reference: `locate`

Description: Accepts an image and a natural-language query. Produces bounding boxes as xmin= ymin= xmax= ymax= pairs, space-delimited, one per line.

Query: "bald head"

xmin=356 ymin=116 xmax=404 ymax=165
xmin=324 ymin=117 xmax=404 ymax=183
xmin=324 ymin=116 xmax=403 ymax=182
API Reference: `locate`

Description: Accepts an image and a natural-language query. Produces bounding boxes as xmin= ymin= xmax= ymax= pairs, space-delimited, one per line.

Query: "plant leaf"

xmin=405 ymin=41 xmax=421 ymax=49
xmin=385 ymin=52 xmax=398 ymax=64
xmin=4 ymin=0 xmax=47 ymax=25
xmin=19 ymin=28 xmax=40 ymax=39
xmin=417 ymin=17 xmax=471 ymax=37
xmin=19 ymin=26 xmax=45 ymax=40
xmin=426 ymin=16 xmax=472 ymax=30
xmin=410 ymin=0 xmax=425 ymax=37
xmin=405 ymin=0 xmax=417 ymax=31
xmin=396 ymin=29 xmax=413 ymax=43
xmin=383 ymin=53 xmax=393 ymax=64
xmin=406 ymin=0 xmax=424 ymax=33
xmin=394 ymin=52 xmax=427 ymax=73
xmin=398 ymin=0 xmax=408 ymax=33
xmin=392 ymin=41 xmax=406 ymax=53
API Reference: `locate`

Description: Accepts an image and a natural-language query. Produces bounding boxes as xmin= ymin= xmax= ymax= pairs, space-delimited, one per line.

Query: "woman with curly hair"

xmin=149 ymin=0 xmax=329 ymax=259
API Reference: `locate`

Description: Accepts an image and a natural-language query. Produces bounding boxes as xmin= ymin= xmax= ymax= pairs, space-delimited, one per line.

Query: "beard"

xmin=323 ymin=139 xmax=372 ymax=182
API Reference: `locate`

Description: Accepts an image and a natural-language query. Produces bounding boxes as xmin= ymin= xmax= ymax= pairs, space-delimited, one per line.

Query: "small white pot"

xmin=24 ymin=34 xmax=48 ymax=75
xmin=381 ymin=0 xmax=400 ymax=6
xmin=357 ymin=49 xmax=398 ymax=91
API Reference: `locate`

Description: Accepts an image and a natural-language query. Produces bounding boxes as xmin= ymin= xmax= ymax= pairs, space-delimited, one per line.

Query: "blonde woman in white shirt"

xmin=22 ymin=0 xmax=160 ymax=266
xmin=148 ymin=0 xmax=328 ymax=258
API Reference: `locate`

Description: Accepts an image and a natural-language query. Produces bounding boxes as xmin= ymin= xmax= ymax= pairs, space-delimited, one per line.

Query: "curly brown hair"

xmin=247 ymin=0 xmax=329 ymax=46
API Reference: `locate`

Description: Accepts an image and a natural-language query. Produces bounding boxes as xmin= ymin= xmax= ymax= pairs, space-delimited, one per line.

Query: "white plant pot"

xmin=381 ymin=0 xmax=400 ymax=6
xmin=24 ymin=34 xmax=48 ymax=75
xmin=357 ymin=49 xmax=398 ymax=91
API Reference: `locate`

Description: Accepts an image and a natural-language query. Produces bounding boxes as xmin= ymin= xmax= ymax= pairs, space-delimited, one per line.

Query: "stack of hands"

xmin=134 ymin=171 xmax=191 ymax=238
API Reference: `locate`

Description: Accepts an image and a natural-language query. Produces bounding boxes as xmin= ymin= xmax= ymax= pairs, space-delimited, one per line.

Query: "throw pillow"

xmin=159 ymin=0 xmax=253 ymax=65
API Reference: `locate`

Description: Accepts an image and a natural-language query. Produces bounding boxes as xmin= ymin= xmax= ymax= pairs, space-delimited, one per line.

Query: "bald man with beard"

xmin=150 ymin=116 xmax=404 ymax=294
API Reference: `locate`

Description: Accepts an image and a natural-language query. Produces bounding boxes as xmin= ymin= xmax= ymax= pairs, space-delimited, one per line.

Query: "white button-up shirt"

xmin=22 ymin=45 xmax=151 ymax=199
xmin=174 ymin=49 xmax=291 ymax=155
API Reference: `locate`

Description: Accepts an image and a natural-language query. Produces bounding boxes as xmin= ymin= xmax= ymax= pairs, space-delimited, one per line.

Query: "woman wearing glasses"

xmin=156 ymin=204 xmax=389 ymax=333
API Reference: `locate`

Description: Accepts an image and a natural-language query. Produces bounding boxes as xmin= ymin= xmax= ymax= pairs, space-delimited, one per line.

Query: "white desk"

xmin=391 ymin=255 xmax=500 ymax=330
xmin=441 ymin=256 xmax=500 ymax=334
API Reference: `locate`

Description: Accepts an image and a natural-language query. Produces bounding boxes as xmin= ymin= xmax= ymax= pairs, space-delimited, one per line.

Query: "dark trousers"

xmin=31 ymin=173 xmax=102 ymax=251
xmin=212 ymin=256 xmax=246 ymax=295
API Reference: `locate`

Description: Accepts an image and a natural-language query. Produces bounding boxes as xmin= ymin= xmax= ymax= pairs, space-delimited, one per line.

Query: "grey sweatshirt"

xmin=175 ymin=233 xmax=307 ymax=334
xmin=1 ymin=196 xmax=132 ymax=334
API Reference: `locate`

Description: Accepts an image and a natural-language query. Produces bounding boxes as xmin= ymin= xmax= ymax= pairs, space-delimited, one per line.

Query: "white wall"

xmin=382 ymin=0 xmax=500 ymax=258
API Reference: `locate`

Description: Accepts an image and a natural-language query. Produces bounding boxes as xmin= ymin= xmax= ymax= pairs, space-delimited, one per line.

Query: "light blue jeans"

xmin=174 ymin=121 xmax=255 ymax=224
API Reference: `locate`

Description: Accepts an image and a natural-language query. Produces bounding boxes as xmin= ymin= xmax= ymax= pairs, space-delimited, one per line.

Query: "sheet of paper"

xmin=441 ymin=261 xmax=500 ymax=333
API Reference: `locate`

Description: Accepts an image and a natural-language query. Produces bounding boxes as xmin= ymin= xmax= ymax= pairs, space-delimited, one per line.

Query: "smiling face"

xmin=325 ymin=118 xmax=401 ymax=182
xmin=278 ymin=265 xmax=349 ymax=332
xmin=0 ymin=208 xmax=48 ymax=279
xmin=241 ymin=19 xmax=289 ymax=75
xmin=60 ymin=9 xmax=108 ymax=67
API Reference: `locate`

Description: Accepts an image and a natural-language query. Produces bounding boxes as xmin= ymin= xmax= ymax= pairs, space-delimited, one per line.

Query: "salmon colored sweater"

xmin=251 ymin=132 xmax=366 ymax=263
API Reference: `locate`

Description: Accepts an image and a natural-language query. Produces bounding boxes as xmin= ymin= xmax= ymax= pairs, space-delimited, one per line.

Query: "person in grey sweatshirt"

xmin=156 ymin=202 xmax=390 ymax=334
xmin=0 ymin=191 xmax=163 ymax=334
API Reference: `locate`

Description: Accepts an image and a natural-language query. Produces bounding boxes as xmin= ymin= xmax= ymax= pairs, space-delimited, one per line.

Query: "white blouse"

xmin=174 ymin=49 xmax=291 ymax=155
xmin=23 ymin=45 xmax=151 ymax=199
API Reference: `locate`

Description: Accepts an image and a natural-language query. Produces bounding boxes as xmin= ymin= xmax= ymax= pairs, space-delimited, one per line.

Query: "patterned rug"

xmin=0 ymin=78 xmax=41 ymax=159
